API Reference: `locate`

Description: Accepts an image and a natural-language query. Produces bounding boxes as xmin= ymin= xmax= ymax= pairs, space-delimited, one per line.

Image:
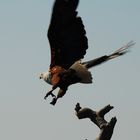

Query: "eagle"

xmin=39 ymin=0 xmax=135 ymax=105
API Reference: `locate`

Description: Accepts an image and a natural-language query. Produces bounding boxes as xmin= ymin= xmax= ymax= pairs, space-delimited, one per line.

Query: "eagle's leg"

xmin=50 ymin=88 xmax=67 ymax=105
xmin=44 ymin=89 xmax=56 ymax=100
xmin=44 ymin=85 xmax=58 ymax=100
xmin=50 ymin=97 xmax=57 ymax=105
xmin=44 ymin=90 xmax=55 ymax=100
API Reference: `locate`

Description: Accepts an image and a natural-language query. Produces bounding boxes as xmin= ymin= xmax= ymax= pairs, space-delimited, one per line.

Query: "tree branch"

xmin=75 ymin=103 xmax=117 ymax=140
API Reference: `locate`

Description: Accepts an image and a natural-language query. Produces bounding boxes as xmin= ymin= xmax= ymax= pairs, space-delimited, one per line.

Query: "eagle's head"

xmin=39 ymin=71 xmax=52 ymax=85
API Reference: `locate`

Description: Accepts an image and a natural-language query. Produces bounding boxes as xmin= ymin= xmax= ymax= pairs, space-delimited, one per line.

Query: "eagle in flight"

xmin=39 ymin=0 xmax=135 ymax=105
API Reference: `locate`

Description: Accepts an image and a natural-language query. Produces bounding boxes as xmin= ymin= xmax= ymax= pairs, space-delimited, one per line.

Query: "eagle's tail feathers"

xmin=107 ymin=40 xmax=135 ymax=60
xmin=84 ymin=40 xmax=135 ymax=69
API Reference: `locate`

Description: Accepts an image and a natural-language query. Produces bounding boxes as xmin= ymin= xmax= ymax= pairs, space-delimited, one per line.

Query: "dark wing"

xmin=48 ymin=0 xmax=88 ymax=69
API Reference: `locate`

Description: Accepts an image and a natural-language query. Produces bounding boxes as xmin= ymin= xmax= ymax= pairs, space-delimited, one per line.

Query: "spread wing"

xmin=48 ymin=0 xmax=88 ymax=69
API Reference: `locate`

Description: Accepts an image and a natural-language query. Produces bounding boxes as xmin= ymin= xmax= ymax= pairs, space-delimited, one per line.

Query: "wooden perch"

xmin=75 ymin=103 xmax=117 ymax=140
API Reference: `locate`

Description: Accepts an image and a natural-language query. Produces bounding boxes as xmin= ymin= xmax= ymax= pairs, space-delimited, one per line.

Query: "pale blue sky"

xmin=0 ymin=0 xmax=140 ymax=140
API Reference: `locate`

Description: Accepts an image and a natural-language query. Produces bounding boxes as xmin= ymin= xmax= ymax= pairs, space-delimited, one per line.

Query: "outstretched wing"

xmin=48 ymin=0 xmax=88 ymax=69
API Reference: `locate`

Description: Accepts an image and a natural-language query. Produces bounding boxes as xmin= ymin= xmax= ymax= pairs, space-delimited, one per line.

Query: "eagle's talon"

xmin=50 ymin=98 xmax=57 ymax=105
xmin=44 ymin=91 xmax=53 ymax=100
xmin=44 ymin=95 xmax=47 ymax=100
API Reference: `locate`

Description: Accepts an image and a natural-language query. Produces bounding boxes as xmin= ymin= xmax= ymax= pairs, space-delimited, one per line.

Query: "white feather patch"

xmin=70 ymin=61 xmax=93 ymax=83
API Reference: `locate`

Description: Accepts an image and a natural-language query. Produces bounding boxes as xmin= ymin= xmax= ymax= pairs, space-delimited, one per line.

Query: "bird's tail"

xmin=84 ymin=40 xmax=135 ymax=69
xmin=107 ymin=40 xmax=135 ymax=60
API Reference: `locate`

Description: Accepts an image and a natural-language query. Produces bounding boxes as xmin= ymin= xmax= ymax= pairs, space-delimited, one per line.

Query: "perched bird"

xmin=39 ymin=0 xmax=135 ymax=105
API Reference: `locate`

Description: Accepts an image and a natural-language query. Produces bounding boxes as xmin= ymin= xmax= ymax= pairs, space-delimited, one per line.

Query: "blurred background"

xmin=0 ymin=0 xmax=139 ymax=140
